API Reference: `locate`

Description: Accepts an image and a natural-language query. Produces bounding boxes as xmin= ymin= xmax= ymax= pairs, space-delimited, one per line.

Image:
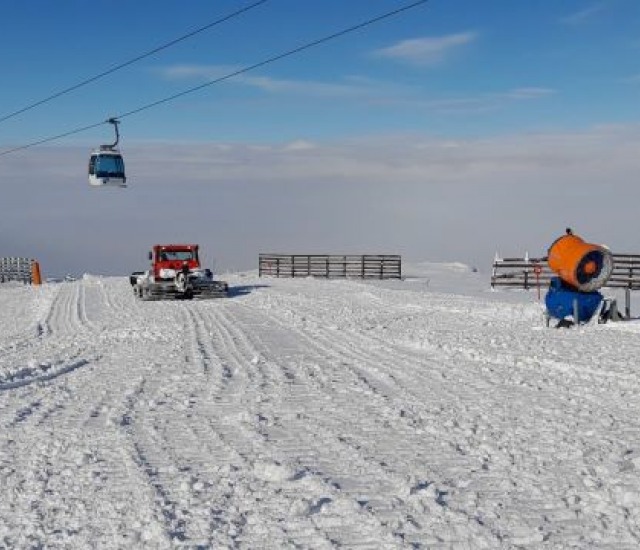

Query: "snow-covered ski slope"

xmin=2 ymin=263 xmax=640 ymax=549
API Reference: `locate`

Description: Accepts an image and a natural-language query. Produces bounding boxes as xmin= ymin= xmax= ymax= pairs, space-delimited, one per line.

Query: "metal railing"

xmin=0 ymin=257 xmax=36 ymax=284
xmin=259 ymin=254 xmax=402 ymax=280
xmin=491 ymin=253 xmax=640 ymax=290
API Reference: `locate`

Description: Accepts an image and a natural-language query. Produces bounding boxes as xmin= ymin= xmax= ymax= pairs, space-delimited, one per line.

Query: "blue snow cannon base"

xmin=545 ymin=277 xmax=603 ymax=324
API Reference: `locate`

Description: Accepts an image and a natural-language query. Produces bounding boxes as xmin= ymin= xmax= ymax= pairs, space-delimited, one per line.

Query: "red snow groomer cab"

xmin=131 ymin=244 xmax=228 ymax=300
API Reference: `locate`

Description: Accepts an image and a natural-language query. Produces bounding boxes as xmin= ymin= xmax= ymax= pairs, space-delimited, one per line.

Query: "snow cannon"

xmin=547 ymin=231 xmax=613 ymax=292
xmin=544 ymin=229 xmax=614 ymax=326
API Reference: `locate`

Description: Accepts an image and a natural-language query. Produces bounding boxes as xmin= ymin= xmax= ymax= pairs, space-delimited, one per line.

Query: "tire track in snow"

xmin=0 ymin=284 xmax=61 ymax=363
xmin=0 ymin=283 xmax=101 ymax=392
xmin=0 ymin=278 xmax=154 ymax=395
xmin=107 ymin=302 xmax=251 ymax=547
xmin=205 ymin=303 xmax=398 ymax=548
xmin=126 ymin=299 xmax=307 ymax=547
xmin=80 ymin=298 xmax=205 ymax=546
xmin=234 ymin=287 xmax=608 ymax=546
xmin=358 ymin=314 xmax=585 ymax=543
xmin=296 ymin=320 xmax=539 ymax=546
xmin=45 ymin=282 xmax=83 ymax=335
xmin=122 ymin=302 xmax=387 ymax=547
xmin=171 ymin=303 xmax=301 ymax=547
xmin=4 ymin=275 xmax=639 ymax=547
xmin=1 ymin=279 xmax=176 ymax=547
xmin=207 ymin=302 xmax=436 ymax=547
xmin=243 ymin=281 xmax=640 ymax=546
xmin=193 ymin=303 xmax=331 ymax=547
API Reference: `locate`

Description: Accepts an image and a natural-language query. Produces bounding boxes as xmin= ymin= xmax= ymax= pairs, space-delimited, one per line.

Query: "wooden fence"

xmin=491 ymin=253 xmax=640 ymax=290
xmin=259 ymin=254 xmax=402 ymax=279
xmin=0 ymin=257 xmax=36 ymax=284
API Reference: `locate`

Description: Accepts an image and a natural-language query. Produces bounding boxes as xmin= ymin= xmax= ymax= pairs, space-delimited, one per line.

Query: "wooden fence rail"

xmin=491 ymin=253 xmax=640 ymax=290
xmin=0 ymin=257 xmax=36 ymax=284
xmin=259 ymin=254 xmax=402 ymax=280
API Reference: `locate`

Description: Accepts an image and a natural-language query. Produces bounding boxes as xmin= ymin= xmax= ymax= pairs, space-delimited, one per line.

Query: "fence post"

xmin=491 ymin=255 xmax=499 ymax=288
xmin=626 ymin=287 xmax=631 ymax=319
xmin=31 ymin=261 xmax=42 ymax=286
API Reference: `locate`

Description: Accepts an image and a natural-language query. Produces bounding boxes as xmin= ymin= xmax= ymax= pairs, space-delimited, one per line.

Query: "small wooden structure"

xmin=259 ymin=254 xmax=401 ymax=280
xmin=0 ymin=257 xmax=40 ymax=285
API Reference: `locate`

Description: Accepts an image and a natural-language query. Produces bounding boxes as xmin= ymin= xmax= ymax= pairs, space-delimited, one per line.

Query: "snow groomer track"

xmin=2 ymin=266 xmax=640 ymax=548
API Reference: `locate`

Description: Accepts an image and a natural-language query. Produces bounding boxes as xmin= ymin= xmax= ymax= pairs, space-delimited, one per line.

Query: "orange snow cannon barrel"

xmin=547 ymin=231 xmax=613 ymax=292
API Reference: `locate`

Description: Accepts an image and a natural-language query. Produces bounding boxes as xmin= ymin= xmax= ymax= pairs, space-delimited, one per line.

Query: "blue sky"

xmin=1 ymin=1 xmax=639 ymax=277
xmin=1 ymin=0 xmax=638 ymax=145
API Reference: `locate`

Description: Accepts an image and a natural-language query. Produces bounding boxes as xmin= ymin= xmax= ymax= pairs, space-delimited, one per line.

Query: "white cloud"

xmin=156 ymin=62 xmax=554 ymax=115
xmin=157 ymin=64 xmax=385 ymax=99
xmin=559 ymin=3 xmax=605 ymax=25
xmin=3 ymin=124 xmax=639 ymax=276
xmin=503 ymin=87 xmax=556 ymax=100
xmin=159 ymin=64 xmax=235 ymax=80
xmin=372 ymin=32 xmax=478 ymax=66
xmin=282 ymin=140 xmax=316 ymax=151
xmin=238 ymin=75 xmax=369 ymax=97
xmin=386 ymin=86 xmax=556 ymax=114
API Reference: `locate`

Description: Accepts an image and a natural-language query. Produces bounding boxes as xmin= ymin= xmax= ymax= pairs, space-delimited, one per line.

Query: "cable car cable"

xmin=118 ymin=0 xmax=430 ymax=121
xmin=0 ymin=0 xmax=270 ymax=125
xmin=0 ymin=0 xmax=429 ymax=158
xmin=1 ymin=121 xmax=105 ymax=155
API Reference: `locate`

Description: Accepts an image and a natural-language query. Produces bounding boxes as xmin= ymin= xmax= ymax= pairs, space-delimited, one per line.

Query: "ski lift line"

xmin=0 ymin=116 xmax=118 ymax=156
xmin=0 ymin=0 xmax=430 ymax=158
xmin=0 ymin=0 xmax=271 ymax=125
xmin=0 ymin=122 xmax=106 ymax=156
xmin=117 ymin=0 xmax=431 ymax=121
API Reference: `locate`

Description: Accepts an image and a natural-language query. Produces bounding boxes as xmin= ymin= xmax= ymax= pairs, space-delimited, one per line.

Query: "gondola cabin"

xmin=88 ymin=117 xmax=126 ymax=188
xmin=88 ymin=146 xmax=126 ymax=188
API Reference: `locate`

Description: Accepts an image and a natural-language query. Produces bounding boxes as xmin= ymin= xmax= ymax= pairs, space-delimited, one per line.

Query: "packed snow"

xmin=1 ymin=263 xmax=640 ymax=549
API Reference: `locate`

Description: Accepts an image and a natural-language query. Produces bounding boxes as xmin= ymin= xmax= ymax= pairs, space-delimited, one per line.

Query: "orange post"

xmin=31 ymin=261 xmax=42 ymax=286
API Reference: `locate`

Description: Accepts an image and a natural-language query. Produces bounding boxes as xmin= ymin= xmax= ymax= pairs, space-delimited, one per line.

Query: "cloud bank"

xmin=2 ymin=124 xmax=639 ymax=278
